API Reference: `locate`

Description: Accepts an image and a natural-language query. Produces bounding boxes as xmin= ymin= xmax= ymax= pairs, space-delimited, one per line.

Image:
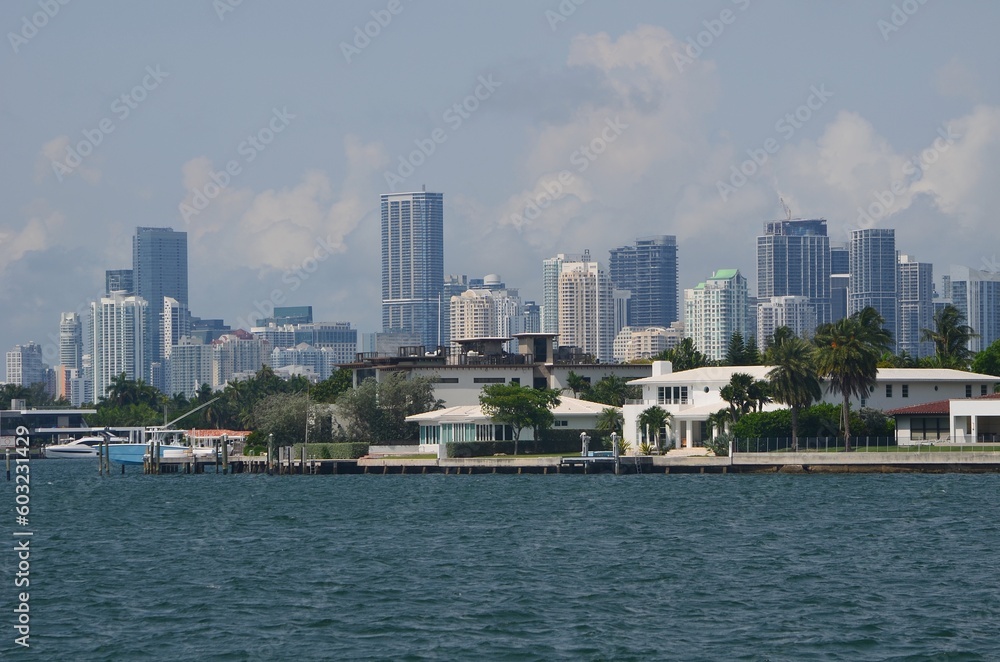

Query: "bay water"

xmin=4 ymin=461 xmax=999 ymax=660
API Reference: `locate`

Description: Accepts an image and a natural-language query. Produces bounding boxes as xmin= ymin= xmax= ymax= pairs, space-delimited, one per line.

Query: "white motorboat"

xmin=44 ymin=436 xmax=124 ymax=459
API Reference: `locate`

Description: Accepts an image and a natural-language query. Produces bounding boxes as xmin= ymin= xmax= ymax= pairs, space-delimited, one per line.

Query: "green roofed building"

xmin=684 ymin=268 xmax=748 ymax=362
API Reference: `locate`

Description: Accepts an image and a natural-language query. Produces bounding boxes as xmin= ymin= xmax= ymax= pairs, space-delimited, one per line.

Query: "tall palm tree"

xmin=813 ymin=316 xmax=881 ymax=451
xmin=565 ymin=371 xmax=590 ymax=399
xmin=595 ymin=407 xmax=623 ymax=434
xmin=921 ymin=304 xmax=978 ymax=368
xmin=637 ymin=406 xmax=671 ymax=450
xmin=720 ymin=372 xmax=756 ymax=423
xmin=766 ymin=336 xmax=822 ymax=451
xmin=855 ymin=306 xmax=894 ymax=355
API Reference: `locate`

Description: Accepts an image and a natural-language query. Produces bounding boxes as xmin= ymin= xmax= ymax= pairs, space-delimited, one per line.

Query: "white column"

xmin=685 ymin=420 xmax=693 ymax=449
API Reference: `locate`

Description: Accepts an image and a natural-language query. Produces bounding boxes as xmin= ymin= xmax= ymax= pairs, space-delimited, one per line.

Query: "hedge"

xmin=291 ymin=442 xmax=370 ymax=459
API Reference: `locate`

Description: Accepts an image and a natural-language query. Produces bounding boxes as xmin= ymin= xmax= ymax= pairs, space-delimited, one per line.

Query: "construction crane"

xmin=780 ymin=197 xmax=792 ymax=220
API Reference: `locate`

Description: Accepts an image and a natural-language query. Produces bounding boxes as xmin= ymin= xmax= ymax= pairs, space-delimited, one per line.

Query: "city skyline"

xmin=3 ymin=3 xmax=1000 ymax=368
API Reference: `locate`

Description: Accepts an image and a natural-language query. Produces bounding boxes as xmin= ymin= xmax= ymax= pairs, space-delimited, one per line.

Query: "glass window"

xmin=886 ymin=384 xmax=893 ymax=398
xmin=902 ymin=384 xmax=909 ymax=398
xmin=966 ymin=385 xmax=973 ymax=398
xmin=982 ymin=385 xmax=988 ymax=397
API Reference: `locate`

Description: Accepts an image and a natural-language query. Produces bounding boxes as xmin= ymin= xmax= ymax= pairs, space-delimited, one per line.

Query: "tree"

xmin=813 ymin=314 xmax=882 ymax=451
xmin=706 ymin=408 xmax=730 ymax=439
xmin=250 ymin=392 xmax=308 ymax=447
xmin=971 ymin=339 xmax=1000 ymax=383
xmin=583 ymin=375 xmax=640 ymax=407
xmin=724 ymin=332 xmax=761 ymax=366
xmin=334 ymin=373 xmax=440 ymax=442
xmin=479 ymin=383 xmax=561 ymax=455
xmin=921 ymin=304 xmax=978 ymax=368
xmin=637 ymin=406 xmax=671 ymax=450
xmin=765 ymin=326 xmax=797 ymax=353
xmin=720 ymin=372 xmax=764 ymax=423
xmin=653 ymin=337 xmax=709 ymax=371
xmin=564 ymin=371 xmax=591 ymax=399
xmin=310 ymin=369 xmax=353 ymax=403
xmin=595 ymin=407 xmax=623 ymax=434
xmin=766 ymin=336 xmax=822 ymax=451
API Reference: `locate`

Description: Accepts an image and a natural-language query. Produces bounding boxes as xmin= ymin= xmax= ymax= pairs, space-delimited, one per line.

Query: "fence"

xmin=733 ymin=437 xmax=1000 ymax=454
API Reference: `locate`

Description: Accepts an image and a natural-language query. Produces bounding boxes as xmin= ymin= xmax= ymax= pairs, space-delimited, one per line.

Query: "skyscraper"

xmin=162 ymin=297 xmax=191 ymax=361
xmin=381 ymin=190 xmax=444 ymax=349
xmin=897 ymin=255 xmax=934 ymax=358
xmin=684 ymin=269 xmax=748 ymax=362
xmin=133 ymin=227 xmax=188 ymax=383
xmin=90 ymin=293 xmax=147 ymax=400
xmin=950 ymin=265 xmax=1000 ymax=353
xmin=756 ymin=296 xmax=818 ymax=347
xmin=830 ymin=244 xmax=850 ymax=322
xmin=849 ymin=228 xmax=897 ymax=346
xmin=59 ymin=312 xmax=83 ymax=371
xmin=757 ymin=219 xmax=830 ymax=326
xmin=558 ymin=260 xmax=614 ymax=362
xmin=609 ymin=235 xmax=678 ymax=328
xmin=542 ymin=253 xmax=584 ymax=335
xmin=5 ymin=343 xmax=45 ymax=387
xmin=105 ymin=268 xmax=134 ymax=295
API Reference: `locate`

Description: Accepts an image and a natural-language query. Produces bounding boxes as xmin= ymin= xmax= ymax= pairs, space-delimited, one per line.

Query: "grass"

xmin=751 ymin=444 xmax=1000 ymax=454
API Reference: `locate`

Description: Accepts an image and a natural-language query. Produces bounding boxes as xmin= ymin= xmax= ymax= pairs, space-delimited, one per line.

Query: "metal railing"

xmin=732 ymin=436 xmax=1000 ymax=454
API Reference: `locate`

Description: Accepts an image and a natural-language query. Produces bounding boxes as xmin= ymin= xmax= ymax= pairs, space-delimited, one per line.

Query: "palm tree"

xmin=637 ymin=406 xmax=671 ymax=450
xmin=720 ymin=372 xmax=756 ymax=423
xmin=855 ymin=306 xmax=894 ymax=355
xmin=766 ymin=336 xmax=822 ymax=451
xmin=564 ymin=371 xmax=590 ymax=399
xmin=921 ymin=304 xmax=978 ymax=368
xmin=706 ymin=408 xmax=730 ymax=439
xmin=655 ymin=337 xmax=709 ymax=371
xmin=813 ymin=316 xmax=881 ymax=451
xmin=595 ymin=407 xmax=623 ymax=435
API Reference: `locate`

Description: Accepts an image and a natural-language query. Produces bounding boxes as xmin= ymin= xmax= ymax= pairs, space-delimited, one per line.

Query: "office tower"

xmin=5 ymin=342 xmax=45 ymax=386
xmin=509 ymin=301 xmax=541 ymax=337
xmin=897 ymin=255 xmax=934 ymax=358
xmin=90 ymin=293 xmax=147 ymax=400
xmin=266 ymin=306 xmax=313 ymax=326
xmin=756 ymin=296 xmax=819 ymax=349
xmin=190 ymin=317 xmax=231 ymax=345
xmin=166 ymin=338 xmax=213 ymax=398
xmin=211 ymin=331 xmax=269 ymax=389
xmin=449 ymin=290 xmax=498 ymax=352
xmin=542 ymin=253 xmax=584 ymax=335
xmin=849 ymin=228 xmax=897 ymax=346
xmin=950 ymin=266 xmax=1000 ymax=353
xmin=757 ymin=219 xmax=830 ymax=327
xmin=105 ymin=268 xmax=134 ymax=295
xmin=162 ymin=297 xmax=191 ymax=361
xmin=684 ymin=269 xmax=748 ymax=362
xmin=557 ymin=259 xmax=614 ymax=362
xmin=609 ymin=235 xmax=679 ymax=327
xmin=59 ymin=312 xmax=83 ymax=371
xmin=133 ymin=227 xmax=188 ymax=384
xmin=613 ymin=289 xmax=632 ymax=336
xmin=830 ymin=244 xmax=850 ymax=322
xmin=441 ymin=275 xmax=470 ymax=347
xmin=381 ymin=190 xmax=444 ymax=349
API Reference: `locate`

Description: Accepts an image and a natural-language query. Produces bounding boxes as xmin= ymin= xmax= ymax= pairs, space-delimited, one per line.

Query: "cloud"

xmin=35 ymin=136 xmax=103 ymax=184
xmin=933 ymin=57 xmax=982 ymax=102
xmin=0 ymin=209 xmax=65 ymax=272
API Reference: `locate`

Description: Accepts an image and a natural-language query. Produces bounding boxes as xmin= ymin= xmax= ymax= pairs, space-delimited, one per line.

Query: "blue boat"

xmin=107 ymin=442 xmax=190 ymax=465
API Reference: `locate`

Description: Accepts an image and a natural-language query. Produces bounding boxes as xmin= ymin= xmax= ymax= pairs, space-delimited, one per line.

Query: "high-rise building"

xmin=609 ymin=235 xmax=678 ymax=327
xmin=542 ymin=253 xmax=585 ymax=335
xmin=90 ymin=293 xmax=147 ymax=400
xmin=5 ymin=342 xmax=46 ymax=387
xmin=211 ymin=331 xmax=269 ymax=389
xmin=133 ymin=227 xmax=188 ymax=384
xmin=166 ymin=338 xmax=213 ymax=398
xmin=449 ymin=290 xmax=498 ymax=351
xmin=897 ymin=255 xmax=934 ymax=358
xmin=59 ymin=312 xmax=83 ymax=371
xmin=557 ymin=259 xmax=614 ymax=362
xmin=612 ymin=323 xmax=684 ymax=363
xmin=757 ymin=219 xmax=830 ymax=326
xmin=849 ymin=228 xmax=897 ymax=346
xmin=950 ymin=266 xmax=1000 ymax=353
xmin=830 ymin=244 xmax=850 ymax=323
xmin=381 ymin=190 xmax=444 ymax=349
xmin=105 ymin=268 xmax=134 ymax=295
xmin=756 ymin=296 xmax=818 ymax=349
xmin=270 ymin=344 xmax=341 ymax=381
xmin=162 ymin=297 xmax=190 ymax=361
xmin=266 ymin=306 xmax=313 ymax=326
xmin=684 ymin=269 xmax=748 ymax=362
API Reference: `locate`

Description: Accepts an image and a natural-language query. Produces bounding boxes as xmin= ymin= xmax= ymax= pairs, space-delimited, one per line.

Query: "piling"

xmin=98 ymin=441 xmax=104 ymax=477
xmin=214 ymin=440 xmax=220 ymax=474
xmin=300 ymin=445 xmax=306 ymax=475
xmin=5 ymin=449 xmax=10 ymax=481
xmin=222 ymin=435 xmax=229 ymax=475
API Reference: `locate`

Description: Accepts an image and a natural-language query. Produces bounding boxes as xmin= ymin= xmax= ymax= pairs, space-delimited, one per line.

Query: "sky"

xmin=2 ymin=0 xmax=1000 ymax=368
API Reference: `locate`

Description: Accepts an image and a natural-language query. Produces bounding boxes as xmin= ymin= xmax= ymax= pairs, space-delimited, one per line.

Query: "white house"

xmin=623 ymin=362 xmax=1000 ymax=448
xmin=888 ymin=394 xmax=1000 ymax=444
xmin=407 ymin=396 xmax=612 ymax=445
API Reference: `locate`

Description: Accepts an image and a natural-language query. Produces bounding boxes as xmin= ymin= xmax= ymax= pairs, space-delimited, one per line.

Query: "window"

xmin=886 ymin=384 xmax=893 ymax=398
xmin=657 ymin=385 xmax=689 ymax=405
xmin=902 ymin=384 xmax=909 ymax=398
xmin=511 ymin=378 xmax=520 ymax=385
xmin=554 ymin=420 xmax=568 ymax=427
xmin=474 ymin=377 xmax=505 ymax=384
xmin=911 ymin=417 xmax=949 ymax=441
xmin=983 ymin=385 xmax=989 ymax=397
xmin=435 ymin=377 xmax=459 ymax=384
xmin=966 ymin=385 xmax=973 ymax=398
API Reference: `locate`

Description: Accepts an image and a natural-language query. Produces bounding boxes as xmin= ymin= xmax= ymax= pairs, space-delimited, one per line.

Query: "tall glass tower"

xmin=609 ymin=235 xmax=678 ymax=328
xmin=756 ymin=219 xmax=831 ymax=327
xmin=849 ymin=228 xmax=897 ymax=346
xmin=133 ymin=227 xmax=188 ymax=383
xmin=380 ymin=190 xmax=444 ymax=349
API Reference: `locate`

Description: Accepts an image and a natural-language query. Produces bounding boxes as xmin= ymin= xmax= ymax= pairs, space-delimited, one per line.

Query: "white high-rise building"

xmin=756 ymin=296 xmax=818 ymax=350
xmin=449 ymin=290 xmax=497 ymax=352
xmin=557 ymin=258 xmax=614 ymax=362
xmin=684 ymin=269 xmax=748 ymax=362
xmin=542 ymin=252 xmax=585 ymax=335
xmin=950 ymin=265 xmax=1000 ymax=353
xmin=211 ymin=331 xmax=270 ymax=389
xmin=90 ymin=293 xmax=147 ymax=400
xmin=59 ymin=312 xmax=83 ymax=371
xmin=897 ymin=255 xmax=935 ymax=358
xmin=5 ymin=342 xmax=46 ymax=387
xmin=166 ymin=337 xmax=213 ymax=398
xmin=612 ymin=323 xmax=684 ymax=363
xmin=271 ymin=344 xmax=341 ymax=381
xmin=162 ymin=297 xmax=190 ymax=361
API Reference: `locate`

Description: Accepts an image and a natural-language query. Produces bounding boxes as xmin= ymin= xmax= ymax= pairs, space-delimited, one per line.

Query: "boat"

xmin=107 ymin=440 xmax=192 ymax=465
xmin=44 ymin=436 xmax=119 ymax=459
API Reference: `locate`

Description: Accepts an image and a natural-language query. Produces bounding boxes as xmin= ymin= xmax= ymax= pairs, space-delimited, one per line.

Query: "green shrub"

xmin=291 ymin=442 xmax=369 ymax=459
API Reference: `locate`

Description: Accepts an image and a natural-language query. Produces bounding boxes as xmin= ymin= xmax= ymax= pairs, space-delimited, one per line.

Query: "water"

xmin=4 ymin=462 xmax=1000 ymax=660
